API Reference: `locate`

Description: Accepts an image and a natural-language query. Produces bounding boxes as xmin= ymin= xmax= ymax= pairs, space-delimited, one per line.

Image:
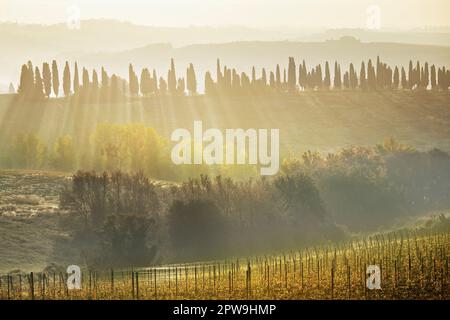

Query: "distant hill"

xmin=1 ymin=20 xmax=450 ymax=91
xmin=296 ymin=28 xmax=450 ymax=47
xmin=68 ymin=39 xmax=450 ymax=92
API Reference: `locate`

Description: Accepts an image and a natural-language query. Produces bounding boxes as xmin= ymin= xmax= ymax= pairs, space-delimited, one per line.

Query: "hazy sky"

xmin=0 ymin=0 xmax=449 ymax=28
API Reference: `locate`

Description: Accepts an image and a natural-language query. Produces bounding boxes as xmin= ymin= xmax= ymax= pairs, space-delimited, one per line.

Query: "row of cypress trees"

xmin=16 ymin=57 xmax=450 ymax=101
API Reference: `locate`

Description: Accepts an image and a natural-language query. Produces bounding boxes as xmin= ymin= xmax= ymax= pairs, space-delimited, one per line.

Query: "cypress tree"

xmin=91 ymin=69 xmax=99 ymax=102
xmin=140 ymin=68 xmax=151 ymax=96
xmin=344 ymin=72 xmax=350 ymax=89
xmin=423 ymin=62 xmax=429 ymax=89
xmin=177 ymin=78 xmax=185 ymax=95
xmin=129 ymin=64 xmax=139 ymax=96
xmin=241 ymin=72 xmax=251 ymax=93
xmin=302 ymin=60 xmax=307 ymax=89
xmin=269 ymin=71 xmax=275 ymax=88
xmin=349 ymin=63 xmax=357 ymax=89
xmin=360 ymin=62 xmax=366 ymax=90
xmin=393 ymin=66 xmax=399 ymax=89
xmin=367 ymin=59 xmax=376 ymax=90
xmin=251 ymin=66 xmax=256 ymax=84
xmin=186 ymin=63 xmax=197 ymax=95
xmin=18 ymin=64 xmax=30 ymax=96
xmin=333 ymin=62 xmax=341 ymax=89
xmin=159 ymin=77 xmax=168 ymax=94
xmin=376 ymin=56 xmax=385 ymax=88
xmin=80 ymin=68 xmax=90 ymax=102
xmin=386 ymin=66 xmax=393 ymax=89
xmin=73 ymin=62 xmax=80 ymax=94
xmin=52 ymin=60 xmax=59 ymax=97
xmin=63 ymin=61 xmax=71 ymax=97
xmin=287 ymin=57 xmax=296 ymax=92
xmin=415 ymin=61 xmax=421 ymax=88
xmin=168 ymin=58 xmax=177 ymax=94
xmin=110 ymin=74 xmax=119 ymax=102
xmin=205 ymin=71 xmax=214 ymax=95
xmin=92 ymin=69 xmax=99 ymax=89
xmin=310 ymin=69 xmax=314 ymax=89
xmin=275 ymin=64 xmax=281 ymax=89
xmin=34 ymin=66 xmax=44 ymax=98
xmin=82 ymin=68 xmax=90 ymax=88
xmin=27 ymin=61 xmax=34 ymax=87
xmin=408 ymin=60 xmax=414 ymax=89
xmin=298 ymin=65 xmax=303 ymax=89
xmin=231 ymin=69 xmax=241 ymax=94
xmin=152 ymin=70 xmax=158 ymax=93
xmin=42 ymin=62 xmax=51 ymax=97
xmin=224 ymin=67 xmax=232 ymax=92
xmin=315 ymin=65 xmax=323 ymax=89
xmin=261 ymin=68 xmax=267 ymax=86
xmin=324 ymin=61 xmax=331 ymax=89
xmin=216 ymin=59 xmax=222 ymax=85
xmin=100 ymin=67 xmax=109 ymax=102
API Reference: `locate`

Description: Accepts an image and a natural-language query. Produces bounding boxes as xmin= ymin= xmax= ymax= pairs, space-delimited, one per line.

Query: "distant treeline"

xmin=15 ymin=57 xmax=450 ymax=102
xmin=59 ymin=139 xmax=450 ymax=265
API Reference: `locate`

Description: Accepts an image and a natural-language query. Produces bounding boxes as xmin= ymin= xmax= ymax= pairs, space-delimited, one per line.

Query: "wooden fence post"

xmin=30 ymin=272 xmax=35 ymax=300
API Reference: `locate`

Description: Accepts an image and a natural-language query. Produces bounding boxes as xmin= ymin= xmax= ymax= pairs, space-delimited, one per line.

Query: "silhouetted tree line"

xmin=17 ymin=56 xmax=450 ymax=101
xmin=59 ymin=140 xmax=450 ymax=264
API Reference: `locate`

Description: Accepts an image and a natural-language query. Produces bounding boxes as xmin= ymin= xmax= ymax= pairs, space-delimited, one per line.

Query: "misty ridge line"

xmin=13 ymin=55 xmax=450 ymax=100
xmin=2 ymin=23 xmax=450 ymax=92
xmin=2 ymin=20 xmax=450 ymax=39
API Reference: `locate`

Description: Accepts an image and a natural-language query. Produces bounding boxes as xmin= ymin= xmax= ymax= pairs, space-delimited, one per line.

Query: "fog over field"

xmin=0 ymin=0 xmax=449 ymax=301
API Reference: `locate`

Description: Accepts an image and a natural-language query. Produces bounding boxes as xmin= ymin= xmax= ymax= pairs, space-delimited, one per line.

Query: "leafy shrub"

xmin=168 ymin=199 xmax=228 ymax=261
xmin=60 ymin=170 xmax=160 ymax=267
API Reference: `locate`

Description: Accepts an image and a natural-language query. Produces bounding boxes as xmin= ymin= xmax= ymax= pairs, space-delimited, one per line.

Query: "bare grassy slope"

xmin=1 ymin=91 xmax=449 ymax=153
xmin=0 ymin=171 xmax=75 ymax=273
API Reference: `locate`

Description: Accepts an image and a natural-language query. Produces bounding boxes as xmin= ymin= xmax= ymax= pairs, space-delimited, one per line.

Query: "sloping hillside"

xmin=1 ymin=91 xmax=449 ymax=154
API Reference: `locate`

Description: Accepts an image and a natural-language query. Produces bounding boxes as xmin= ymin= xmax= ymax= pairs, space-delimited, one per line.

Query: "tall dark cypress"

xmin=152 ymin=70 xmax=158 ymax=93
xmin=129 ymin=64 xmax=140 ymax=96
xmin=393 ymin=66 xmax=399 ymax=89
xmin=275 ymin=64 xmax=281 ymax=89
xmin=34 ymin=66 xmax=44 ymax=98
xmin=324 ymin=61 xmax=331 ymax=89
xmin=168 ymin=58 xmax=177 ymax=94
xmin=18 ymin=64 xmax=30 ymax=95
xmin=349 ymin=63 xmax=357 ymax=89
xmin=408 ymin=60 xmax=413 ymax=89
xmin=360 ymin=62 xmax=366 ymax=90
xmin=73 ymin=62 xmax=80 ymax=93
xmin=186 ymin=63 xmax=197 ymax=95
xmin=52 ymin=60 xmax=59 ymax=97
xmin=334 ymin=62 xmax=341 ymax=89
xmin=63 ymin=61 xmax=71 ymax=97
xmin=205 ymin=71 xmax=214 ymax=95
xmin=423 ymin=62 xmax=429 ymax=89
xmin=216 ymin=59 xmax=222 ymax=85
xmin=42 ymin=62 xmax=51 ymax=97
xmin=287 ymin=57 xmax=297 ymax=92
